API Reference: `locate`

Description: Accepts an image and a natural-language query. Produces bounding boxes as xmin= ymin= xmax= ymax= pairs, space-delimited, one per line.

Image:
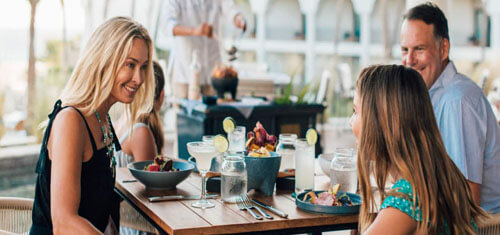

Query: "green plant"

xmin=296 ymin=83 xmax=310 ymax=104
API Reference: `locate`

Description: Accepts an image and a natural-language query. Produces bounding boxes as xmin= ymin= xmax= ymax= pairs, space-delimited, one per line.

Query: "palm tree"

xmin=26 ymin=0 xmax=39 ymax=135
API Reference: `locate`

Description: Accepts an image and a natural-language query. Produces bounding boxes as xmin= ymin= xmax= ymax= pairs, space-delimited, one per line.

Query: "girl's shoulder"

xmin=381 ymin=178 xmax=422 ymax=221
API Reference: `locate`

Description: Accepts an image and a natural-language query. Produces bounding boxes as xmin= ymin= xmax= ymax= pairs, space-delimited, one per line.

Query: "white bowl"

xmin=318 ymin=153 xmax=334 ymax=176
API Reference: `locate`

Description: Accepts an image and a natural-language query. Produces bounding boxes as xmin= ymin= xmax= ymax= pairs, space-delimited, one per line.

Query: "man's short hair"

xmin=404 ymin=2 xmax=449 ymax=41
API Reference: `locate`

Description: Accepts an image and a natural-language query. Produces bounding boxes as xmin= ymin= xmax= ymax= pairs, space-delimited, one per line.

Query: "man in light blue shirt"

xmin=401 ymin=2 xmax=500 ymax=213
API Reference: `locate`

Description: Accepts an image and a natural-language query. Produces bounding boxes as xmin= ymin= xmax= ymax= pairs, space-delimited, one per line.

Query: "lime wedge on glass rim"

xmin=222 ymin=117 xmax=236 ymax=133
xmin=213 ymin=134 xmax=229 ymax=153
xmin=306 ymin=128 xmax=318 ymax=146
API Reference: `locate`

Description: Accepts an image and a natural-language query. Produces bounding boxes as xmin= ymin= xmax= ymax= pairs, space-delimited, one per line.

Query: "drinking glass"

xmin=202 ymin=135 xmax=215 ymax=144
xmin=203 ymin=135 xmax=223 ymax=172
xmin=228 ymin=126 xmax=246 ymax=153
xmin=187 ymin=141 xmax=217 ymax=208
xmin=221 ymin=152 xmax=247 ymax=203
xmin=276 ymin=133 xmax=297 ymax=171
xmin=330 ymin=148 xmax=357 ymax=193
xmin=294 ymin=138 xmax=315 ymax=193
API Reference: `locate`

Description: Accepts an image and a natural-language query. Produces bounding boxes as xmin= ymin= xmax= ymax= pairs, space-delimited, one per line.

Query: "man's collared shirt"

xmin=429 ymin=61 xmax=500 ymax=213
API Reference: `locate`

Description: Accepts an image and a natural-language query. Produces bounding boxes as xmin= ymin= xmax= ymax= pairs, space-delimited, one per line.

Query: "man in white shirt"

xmin=163 ymin=0 xmax=246 ymax=99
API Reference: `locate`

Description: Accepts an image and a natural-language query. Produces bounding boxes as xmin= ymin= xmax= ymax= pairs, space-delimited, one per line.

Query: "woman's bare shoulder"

xmin=51 ymin=107 xmax=87 ymax=131
xmin=48 ymin=107 xmax=89 ymax=159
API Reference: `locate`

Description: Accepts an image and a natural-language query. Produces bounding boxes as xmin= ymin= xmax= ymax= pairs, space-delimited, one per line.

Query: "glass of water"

xmin=330 ymin=148 xmax=357 ymax=193
xmin=228 ymin=126 xmax=246 ymax=153
xmin=276 ymin=133 xmax=297 ymax=171
xmin=294 ymin=138 xmax=315 ymax=194
xmin=221 ymin=152 xmax=247 ymax=203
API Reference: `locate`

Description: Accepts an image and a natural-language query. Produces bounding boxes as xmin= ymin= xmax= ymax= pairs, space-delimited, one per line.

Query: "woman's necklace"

xmin=95 ymin=110 xmax=116 ymax=177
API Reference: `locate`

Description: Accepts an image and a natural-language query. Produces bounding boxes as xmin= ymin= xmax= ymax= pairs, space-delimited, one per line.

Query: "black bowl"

xmin=211 ymin=75 xmax=238 ymax=100
xmin=202 ymin=95 xmax=218 ymax=105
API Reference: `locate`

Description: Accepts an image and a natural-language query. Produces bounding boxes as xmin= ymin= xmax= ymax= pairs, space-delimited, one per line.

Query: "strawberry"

xmin=148 ymin=164 xmax=160 ymax=172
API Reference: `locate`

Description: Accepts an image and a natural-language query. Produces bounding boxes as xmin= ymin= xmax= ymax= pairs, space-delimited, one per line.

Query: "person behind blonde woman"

xmin=115 ymin=61 xmax=166 ymax=166
xmin=113 ymin=61 xmax=165 ymax=235
xmin=351 ymin=65 xmax=488 ymax=234
xmin=30 ymin=17 xmax=154 ymax=235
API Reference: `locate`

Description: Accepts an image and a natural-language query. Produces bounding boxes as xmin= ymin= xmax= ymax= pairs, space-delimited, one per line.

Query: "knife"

xmin=251 ymin=199 xmax=288 ymax=218
xmin=149 ymin=194 xmax=218 ymax=202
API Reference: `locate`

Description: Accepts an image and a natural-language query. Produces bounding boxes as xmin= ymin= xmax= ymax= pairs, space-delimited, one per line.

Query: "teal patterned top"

xmin=380 ymin=178 xmax=476 ymax=234
xmin=380 ymin=179 xmax=422 ymax=221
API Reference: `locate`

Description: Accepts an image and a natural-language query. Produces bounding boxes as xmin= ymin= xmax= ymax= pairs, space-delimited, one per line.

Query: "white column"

xmin=485 ymin=0 xmax=500 ymax=50
xmin=298 ymin=0 xmax=320 ymax=83
xmin=352 ymin=0 xmax=376 ymax=67
xmin=249 ymin=0 xmax=269 ymax=64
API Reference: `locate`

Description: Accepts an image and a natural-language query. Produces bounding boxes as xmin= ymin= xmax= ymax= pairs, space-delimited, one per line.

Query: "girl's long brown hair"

xmin=356 ymin=65 xmax=487 ymax=234
xmin=137 ymin=62 xmax=165 ymax=154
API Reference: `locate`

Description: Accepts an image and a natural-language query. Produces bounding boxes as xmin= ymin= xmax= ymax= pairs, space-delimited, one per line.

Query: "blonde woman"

xmin=30 ymin=17 xmax=154 ymax=234
xmin=351 ymin=65 xmax=487 ymax=234
xmin=115 ymin=61 xmax=165 ymax=166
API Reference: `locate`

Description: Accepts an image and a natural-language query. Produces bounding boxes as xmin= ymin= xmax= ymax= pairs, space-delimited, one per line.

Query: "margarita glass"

xmin=187 ymin=141 xmax=217 ymax=208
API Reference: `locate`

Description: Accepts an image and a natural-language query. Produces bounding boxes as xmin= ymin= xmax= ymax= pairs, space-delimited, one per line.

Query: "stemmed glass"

xmin=187 ymin=141 xmax=217 ymax=208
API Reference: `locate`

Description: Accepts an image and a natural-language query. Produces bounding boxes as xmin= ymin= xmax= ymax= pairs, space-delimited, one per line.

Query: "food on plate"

xmin=212 ymin=64 xmax=238 ymax=79
xmin=302 ymin=184 xmax=354 ymax=206
xmin=144 ymin=155 xmax=178 ymax=172
xmin=246 ymin=122 xmax=277 ymax=157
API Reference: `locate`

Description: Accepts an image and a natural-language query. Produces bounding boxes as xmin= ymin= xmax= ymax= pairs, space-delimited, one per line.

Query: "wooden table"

xmin=115 ymin=168 xmax=358 ymax=235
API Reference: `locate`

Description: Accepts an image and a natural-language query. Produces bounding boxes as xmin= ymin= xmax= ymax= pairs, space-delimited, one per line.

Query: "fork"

xmin=242 ymin=195 xmax=273 ymax=220
xmin=237 ymin=196 xmax=262 ymax=220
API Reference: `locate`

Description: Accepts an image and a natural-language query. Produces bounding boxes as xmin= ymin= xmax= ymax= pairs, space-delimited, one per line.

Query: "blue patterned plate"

xmin=295 ymin=191 xmax=361 ymax=214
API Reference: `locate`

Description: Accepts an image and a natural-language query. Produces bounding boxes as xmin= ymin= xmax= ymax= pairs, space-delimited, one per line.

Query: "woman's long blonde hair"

xmin=60 ymin=16 xmax=154 ymax=122
xmin=356 ymin=65 xmax=487 ymax=234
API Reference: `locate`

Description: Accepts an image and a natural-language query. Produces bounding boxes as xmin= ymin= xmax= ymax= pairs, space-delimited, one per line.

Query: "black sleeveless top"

xmin=30 ymin=100 xmax=121 ymax=234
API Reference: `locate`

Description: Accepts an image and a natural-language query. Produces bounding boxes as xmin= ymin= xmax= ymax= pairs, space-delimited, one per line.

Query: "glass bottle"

xmin=276 ymin=133 xmax=297 ymax=171
xmin=221 ymin=153 xmax=247 ymax=203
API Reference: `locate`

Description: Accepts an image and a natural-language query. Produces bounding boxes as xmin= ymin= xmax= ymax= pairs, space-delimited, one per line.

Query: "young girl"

xmin=351 ymin=65 xmax=487 ymax=234
xmin=114 ymin=61 xmax=165 ymax=235
xmin=30 ymin=17 xmax=154 ymax=234
xmin=115 ymin=61 xmax=165 ymax=166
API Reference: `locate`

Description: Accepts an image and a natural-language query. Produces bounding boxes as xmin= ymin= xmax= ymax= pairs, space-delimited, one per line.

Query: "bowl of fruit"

xmin=211 ymin=64 xmax=238 ymax=100
xmin=128 ymin=155 xmax=195 ymax=190
xmin=244 ymin=121 xmax=281 ymax=196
